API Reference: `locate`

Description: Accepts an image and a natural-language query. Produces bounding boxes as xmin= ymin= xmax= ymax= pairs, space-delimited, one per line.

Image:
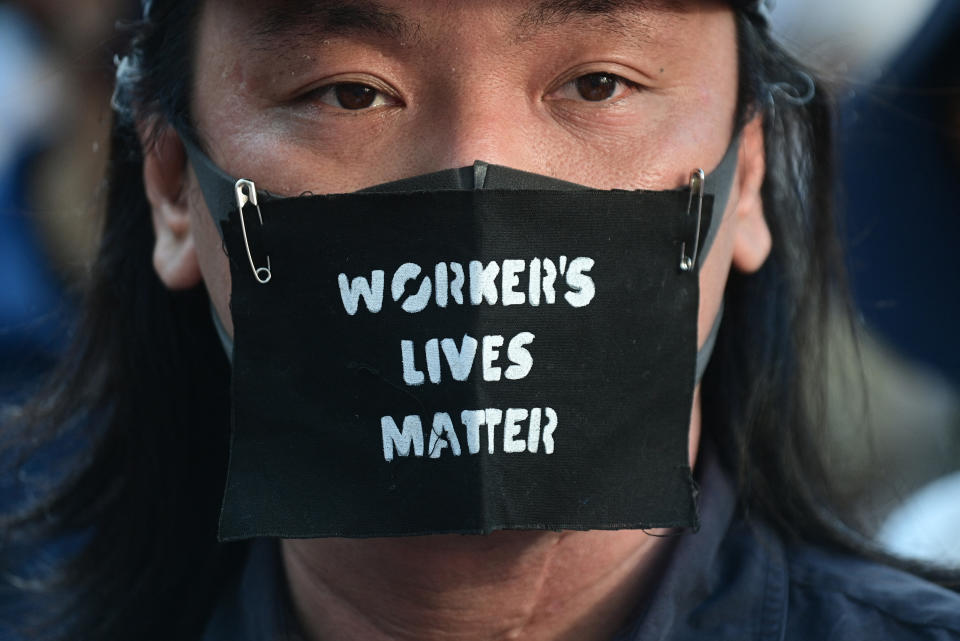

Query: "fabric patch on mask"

xmin=217 ymin=188 xmax=708 ymax=540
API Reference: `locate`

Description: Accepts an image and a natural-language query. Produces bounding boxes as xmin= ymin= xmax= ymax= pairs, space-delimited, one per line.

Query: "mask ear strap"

xmin=692 ymin=133 xmax=740 ymax=382
xmin=698 ymin=132 xmax=741 ymax=269
xmin=179 ymin=131 xmax=243 ymax=241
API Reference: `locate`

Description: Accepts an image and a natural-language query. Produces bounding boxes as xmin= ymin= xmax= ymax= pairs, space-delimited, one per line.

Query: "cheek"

xmin=188 ymin=180 xmax=235 ymax=337
xmin=539 ymin=102 xmax=727 ymax=192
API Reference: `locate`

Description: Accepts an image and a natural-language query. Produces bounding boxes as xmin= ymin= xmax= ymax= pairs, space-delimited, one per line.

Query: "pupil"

xmin=576 ymin=74 xmax=617 ymax=102
xmin=335 ymin=84 xmax=377 ymax=110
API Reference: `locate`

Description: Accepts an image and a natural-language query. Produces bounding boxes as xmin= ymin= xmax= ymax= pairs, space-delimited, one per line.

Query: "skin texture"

xmin=140 ymin=1 xmax=770 ymax=639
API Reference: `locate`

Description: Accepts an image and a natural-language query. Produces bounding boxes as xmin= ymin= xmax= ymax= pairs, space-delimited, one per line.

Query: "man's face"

xmin=145 ymin=0 xmax=770 ymax=463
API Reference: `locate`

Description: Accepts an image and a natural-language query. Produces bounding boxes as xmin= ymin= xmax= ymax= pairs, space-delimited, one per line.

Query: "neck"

xmin=281 ymin=529 xmax=673 ymax=641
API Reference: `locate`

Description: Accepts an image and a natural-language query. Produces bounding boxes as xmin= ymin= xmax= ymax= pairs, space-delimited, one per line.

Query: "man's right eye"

xmin=313 ymin=82 xmax=394 ymax=111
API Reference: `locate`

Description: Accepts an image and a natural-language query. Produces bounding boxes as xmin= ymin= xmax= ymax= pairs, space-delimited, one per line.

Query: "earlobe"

xmin=140 ymin=122 xmax=202 ymax=290
xmin=731 ymin=116 xmax=772 ymax=274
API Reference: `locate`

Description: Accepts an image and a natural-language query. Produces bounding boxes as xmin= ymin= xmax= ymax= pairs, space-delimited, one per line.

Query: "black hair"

xmin=1 ymin=3 xmax=956 ymax=640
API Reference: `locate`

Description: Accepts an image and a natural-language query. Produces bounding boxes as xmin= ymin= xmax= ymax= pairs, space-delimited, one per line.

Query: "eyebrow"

xmin=252 ymin=0 xmax=418 ymax=50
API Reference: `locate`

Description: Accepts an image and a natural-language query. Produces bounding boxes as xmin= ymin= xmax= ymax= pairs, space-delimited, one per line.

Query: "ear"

xmin=730 ymin=115 xmax=772 ymax=274
xmin=140 ymin=122 xmax=202 ymax=290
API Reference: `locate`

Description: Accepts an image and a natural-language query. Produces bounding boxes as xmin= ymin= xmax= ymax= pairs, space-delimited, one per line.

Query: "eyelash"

xmin=302 ymin=72 xmax=642 ymax=112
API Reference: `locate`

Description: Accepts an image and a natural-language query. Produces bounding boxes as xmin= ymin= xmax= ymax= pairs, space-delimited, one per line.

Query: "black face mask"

xmin=181 ymin=134 xmax=738 ymax=540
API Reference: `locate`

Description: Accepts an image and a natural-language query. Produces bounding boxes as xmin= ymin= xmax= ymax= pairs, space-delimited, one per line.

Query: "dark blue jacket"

xmin=202 ymin=454 xmax=960 ymax=640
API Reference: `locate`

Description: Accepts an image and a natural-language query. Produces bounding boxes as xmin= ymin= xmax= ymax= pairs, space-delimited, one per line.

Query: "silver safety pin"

xmin=235 ymin=179 xmax=272 ymax=284
xmin=680 ymin=168 xmax=705 ymax=273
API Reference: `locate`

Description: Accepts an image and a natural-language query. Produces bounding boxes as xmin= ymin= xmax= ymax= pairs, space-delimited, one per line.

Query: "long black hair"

xmin=0 ymin=3 xmax=954 ymax=640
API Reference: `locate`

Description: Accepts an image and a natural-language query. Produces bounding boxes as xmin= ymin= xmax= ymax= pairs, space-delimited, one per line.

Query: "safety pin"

xmin=680 ymin=168 xmax=705 ymax=273
xmin=235 ymin=179 xmax=272 ymax=284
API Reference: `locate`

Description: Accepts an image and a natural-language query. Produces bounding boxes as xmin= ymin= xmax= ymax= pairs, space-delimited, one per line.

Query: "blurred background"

xmin=0 ymin=0 xmax=132 ymax=402
xmin=769 ymin=0 xmax=960 ymax=566
xmin=0 ymin=0 xmax=957 ymax=564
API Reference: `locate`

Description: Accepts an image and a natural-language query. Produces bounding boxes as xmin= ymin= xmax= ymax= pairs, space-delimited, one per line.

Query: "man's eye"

xmin=314 ymin=82 xmax=392 ymax=110
xmin=552 ymin=72 xmax=639 ymax=103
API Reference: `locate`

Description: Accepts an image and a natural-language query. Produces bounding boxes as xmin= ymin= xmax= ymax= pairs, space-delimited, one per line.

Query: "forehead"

xmin=210 ymin=0 xmax=704 ymax=50
xmin=247 ymin=0 xmax=684 ymax=35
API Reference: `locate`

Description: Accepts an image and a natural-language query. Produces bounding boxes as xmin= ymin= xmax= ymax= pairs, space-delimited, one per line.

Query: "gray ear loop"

xmin=186 ymin=130 xmax=740 ymax=384
xmin=698 ymin=133 xmax=740 ymax=267
xmin=181 ymin=135 xmax=237 ymax=243
xmin=691 ymin=134 xmax=740 ymax=385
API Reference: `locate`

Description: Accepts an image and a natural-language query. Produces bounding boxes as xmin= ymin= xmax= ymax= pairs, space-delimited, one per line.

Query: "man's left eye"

xmin=550 ymin=72 xmax=640 ymax=103
xmin=313 ymin=82 xmax=394 ymax=110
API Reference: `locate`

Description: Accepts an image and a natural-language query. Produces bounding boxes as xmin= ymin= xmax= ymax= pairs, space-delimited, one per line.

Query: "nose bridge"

xmin=420 ymin=67 xmax=541 ymax=173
